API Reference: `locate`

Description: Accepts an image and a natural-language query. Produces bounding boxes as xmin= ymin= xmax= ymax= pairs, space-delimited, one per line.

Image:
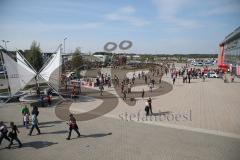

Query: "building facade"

xmin=220 ymin=26 xmax=240 ymax=76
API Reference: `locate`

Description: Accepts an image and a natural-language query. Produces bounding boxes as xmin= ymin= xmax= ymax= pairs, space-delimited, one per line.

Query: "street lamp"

xmin=63 ymin=37 xmax=67 ymax=54
xmin=2 ymin=40 xmax=10 ymax=50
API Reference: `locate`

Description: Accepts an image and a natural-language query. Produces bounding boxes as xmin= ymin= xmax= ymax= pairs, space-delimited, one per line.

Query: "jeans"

xmin=29 ymin=124 xmax=41 ymax=135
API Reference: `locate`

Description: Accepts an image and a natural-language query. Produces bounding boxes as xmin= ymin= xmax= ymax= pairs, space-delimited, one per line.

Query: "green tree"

xmin=140 ymin=55 xmax=147 ymax=62
xmin=25 ymin=41 xmax=43 ymax=71
xmin=71 ymin=47 xmax=83 ymax=70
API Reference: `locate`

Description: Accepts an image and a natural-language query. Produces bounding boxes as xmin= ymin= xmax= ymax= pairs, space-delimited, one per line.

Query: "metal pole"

xmin=63 ymin=37 xmax=67 ymax=54
xmin=2 ymin=40 xmax=10 ymax=50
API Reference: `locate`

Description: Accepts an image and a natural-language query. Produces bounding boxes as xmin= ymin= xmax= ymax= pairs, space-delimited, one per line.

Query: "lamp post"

xmin=63 ymin=37 xmax=67 ymax=54
xmin=1 ymin=40 xmax=10 ymax=50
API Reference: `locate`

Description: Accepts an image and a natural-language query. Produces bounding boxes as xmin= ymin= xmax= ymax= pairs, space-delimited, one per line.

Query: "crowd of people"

xmin=2 ymin=60 xmax=238 ymax=151
xmin=168 ymin=63 xmax=235 ymax=84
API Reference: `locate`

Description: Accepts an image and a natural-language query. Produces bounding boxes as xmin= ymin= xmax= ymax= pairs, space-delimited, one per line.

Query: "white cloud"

xmin=1 ymin=21 xmax=103 ymax=32
xmin=152 ymin=0 xmax=200 ymax=29
xmin=119 ymin=6 xmax=136 ymax=14
xmin=152 ymin=0 xmax=189 ymax=16
xmin=105 ymin=6 xmax=150 ymax=27
xmin=203 ymin=2 xmax=240 ymax=16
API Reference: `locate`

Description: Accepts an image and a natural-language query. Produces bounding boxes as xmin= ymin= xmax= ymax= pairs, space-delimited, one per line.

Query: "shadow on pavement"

xmin=0 ymin=141 xmax=58 ymax=150
xmin=41 ymin=130 xmax=68 ymax=135
xmin=81 ymin=132 xmax=112 ymax=138
xmin=17 ymin=120 xmax=64 ymax=129
xmin=39 ymin=125 xmax=55 ymax=128
xmin=39 ymin=120 xmax=64 ymax=125
xmin=21 ymin=141 xmax=58 ymax=149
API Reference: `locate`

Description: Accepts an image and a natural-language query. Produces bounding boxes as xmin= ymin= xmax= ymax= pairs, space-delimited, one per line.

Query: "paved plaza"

xmin=0 ymin=70 xmax=240 ymax=160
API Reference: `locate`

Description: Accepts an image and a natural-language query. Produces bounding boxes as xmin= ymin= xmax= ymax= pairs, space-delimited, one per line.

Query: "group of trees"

xmin=23 ymin=41 xmax=217 ymax=72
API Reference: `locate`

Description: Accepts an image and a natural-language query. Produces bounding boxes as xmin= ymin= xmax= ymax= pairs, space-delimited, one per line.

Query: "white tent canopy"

xmin=2 ymin=52 xmax=22 ymax=96
xmin=16 ymin=52 xmax=37 ymax=89
xmin=39 ymin=47 xmax=61 ymax=91
xmin=2 ymin=52 xmax=37 ymax=96
xmin=1 ymin=45 xmax=62 ymax=97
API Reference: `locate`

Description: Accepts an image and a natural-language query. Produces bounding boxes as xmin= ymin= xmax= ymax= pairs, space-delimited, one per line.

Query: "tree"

xmin=140 ymin=55 xmax=147 ymax=62
xmin=71 ymin=47 xmax=83 ymax=70
xmin=25 ymin=41 xmax=43 ymax=71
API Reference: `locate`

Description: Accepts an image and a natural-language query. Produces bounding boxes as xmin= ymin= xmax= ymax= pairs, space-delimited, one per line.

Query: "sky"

xmin=0 ymin=0 xmax=240 ymax=54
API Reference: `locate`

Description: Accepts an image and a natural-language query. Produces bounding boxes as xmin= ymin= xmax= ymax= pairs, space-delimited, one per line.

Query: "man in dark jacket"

xmin=148 ymin=97 xmax=153 ymax=115
xmin=66 ymin=114 xmax=80 ymax=140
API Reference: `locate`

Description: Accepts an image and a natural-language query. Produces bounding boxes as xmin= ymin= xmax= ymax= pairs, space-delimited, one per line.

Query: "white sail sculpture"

xmin=1 ymin=45 xmax=62 ymax=98
xmin=2 ymin=52 xmax=22 ymax=96
xmin=16 ymin=51 xmax=37 ymax=89
xmin=39 ymin=46 xmax=62 ymax=92
xmin=2 ymin=52 xmax=36 ymax=96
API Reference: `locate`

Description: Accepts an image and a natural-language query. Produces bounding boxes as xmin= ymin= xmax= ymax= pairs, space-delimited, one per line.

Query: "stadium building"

xmin=219 ymin=26 xmax=240 ymax=76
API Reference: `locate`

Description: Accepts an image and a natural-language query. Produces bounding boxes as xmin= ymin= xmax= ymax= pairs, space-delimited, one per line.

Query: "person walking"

xmin=187 ymin=72 xmax=191 ymax=83
xmin=141 ymin=89 xmax=145 ymax=99
xmin=151 ymin=79 xmax=155 ymax=87
xmin=28 ymin=114 xmax=41 ymax=136
xmin=149 ymin=83 xmax=153 ymax=92
xmin=202 ymin=74 xmax=206 ymax=82
xmin=231 ymin=74 xmax=235 ymax=83
xmin=66 ymin=114 xmax=80 ymax=140
xmin=127 ymin=83 xmax=131 ymax=93
xmin=21 ymin=105 xmax=29 ymax=125
xmin=31 ymin=106 xmax=39 ymax=117
xmin=21 ymin=105 xmax=30 ymax=116
xmin=40 ymin=95 xmax=45 ymax=107
xmin=159 ymin=75 xmax=162 ymax=84
xmin=148 ymin=97 xmax=153 ymax=114
xmin=173 ymin=74 xmax=176 ymax=85
xmin=121 ymin=82 xmax=124 ymax=93
xmin=47 ymin=95 xmax=52 ymax=106
xmin=145 ymin=102 xmax=150 ymax=116
xmin=23 ymin=113 xmax=30 ymax=129
xmin=8 ymin=122 xmax=22 ymax=149
xmin=0 ymin=121 xmax=10 ymax=146
xmin=99 ymin=83 xmax=104 ymax=96
xmin=123 ymin=90 xmax=127 ymax=101
xmin=145 ymin=75 xmax=148 ymax=84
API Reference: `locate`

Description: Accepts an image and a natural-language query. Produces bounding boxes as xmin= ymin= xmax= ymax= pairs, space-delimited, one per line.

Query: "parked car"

xmin=207 ymin=72 xmax=219 ymax=78
xmin=194 ymin=62 xmax=203 ymax=66
xmin=0 ymin=70 xmax=6 ymax=74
